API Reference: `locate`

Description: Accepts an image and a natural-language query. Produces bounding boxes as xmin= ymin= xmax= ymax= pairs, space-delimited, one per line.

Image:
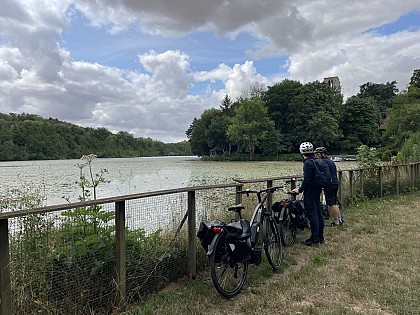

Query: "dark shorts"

xmin=324 ymin=184 xmax=339 ymax=206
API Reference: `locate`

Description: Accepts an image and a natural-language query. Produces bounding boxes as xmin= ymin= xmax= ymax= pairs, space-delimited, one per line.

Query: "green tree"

xmin=358 ymin=81 xmax=398 ymax=120
xmin=409 ymin=69 xmax=420 ymax=88
xmin=220 ymin=95 xmax=233 ymax=112
xmin=383 ymin=86 xmax=420 ymax=151
xmin=287 ymin=81 xmax=342 ymax=149
xmin=339 ymin=96 xmax=379 ymax=150
xmin=396 ymin=131 xmax=420 ymax=162
xmin=0 ymin=113 xmax=191 ymax=161
xmin=264 ymin=79 xmax=302 ymax=135
xmin=206 ymin=112 xmax=231 ymax=155
xmin=227 ymin=99 xmax=275 ymax=160
xmin=186 ymin=109 xmax=220 ymax=156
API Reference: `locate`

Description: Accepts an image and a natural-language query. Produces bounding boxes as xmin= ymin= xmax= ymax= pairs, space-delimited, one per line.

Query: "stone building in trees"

xmin=323 ymin=76 xmax=341 ymax=91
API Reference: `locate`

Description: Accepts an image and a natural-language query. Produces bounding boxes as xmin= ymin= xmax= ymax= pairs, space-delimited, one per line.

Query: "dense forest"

xmin=186 ymin=69 xmax=420 ymax=162
xmin=0 ymin=113 xmax=191 ymax=161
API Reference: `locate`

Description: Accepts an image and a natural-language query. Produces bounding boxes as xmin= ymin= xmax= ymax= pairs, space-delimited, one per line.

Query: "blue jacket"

xmin=322 ymin=156 xmax=339 ymax=185
xmin=298 ymin=155 xmax=321 ymax=194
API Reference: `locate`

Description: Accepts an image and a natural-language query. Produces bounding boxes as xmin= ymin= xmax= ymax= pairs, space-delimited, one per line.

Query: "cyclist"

xmin=314 ymin=146 xmax=343 ymax=226
xmin=292 ymin=142 xmax=324 ymax=246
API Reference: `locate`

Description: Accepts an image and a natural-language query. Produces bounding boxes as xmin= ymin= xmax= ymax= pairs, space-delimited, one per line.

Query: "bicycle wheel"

xmin=262 ymin=216 xmax=284 ymax=271
xmin=279 ymin=206 xmax=297 ymax=246
xmin=209 ymin=232 xmax=249 ymax=298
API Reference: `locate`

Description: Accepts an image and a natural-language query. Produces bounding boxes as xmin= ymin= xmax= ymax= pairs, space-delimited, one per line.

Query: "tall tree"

xmin=240 ymin=82 xmax=267 ymax=100
xmin=206 ymin=112 xmax=231 ymax=154
xmin=358 ymin=81 xmax=398 ymax=120
xmin=220 ymin=95 xmax=233 ymax=112
xmin=227 ymin=99 xmax=275 ymax=160
xmin=409 ymin=69 xmax=420 ymax=88
xmin=287 ymin=81 xmax=342 ymax=150
xmin=264 ymin=80 xmax=302 ymax=137
xmin=186 ymin=109 xmax=221 ymax=156
xmin=383 ymin=87 xmax=420 ymax=151
xmin=339 ymin=96 xmax=379 ymax=150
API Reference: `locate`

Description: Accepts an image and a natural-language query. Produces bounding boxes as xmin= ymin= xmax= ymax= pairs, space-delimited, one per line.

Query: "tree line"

xmin=186 ymin=69 xmax=420 ymax=161
xmin=0 ymin=113 xmax=191 ymax=161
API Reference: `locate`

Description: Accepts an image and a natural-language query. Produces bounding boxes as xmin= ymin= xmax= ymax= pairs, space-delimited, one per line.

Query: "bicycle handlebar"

xmin=237 ymin=186 xmax=284 ymax=196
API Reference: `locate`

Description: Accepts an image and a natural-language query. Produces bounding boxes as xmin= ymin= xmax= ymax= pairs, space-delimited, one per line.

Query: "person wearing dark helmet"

xmin=314 ymin=146 xmax=342 ymax=226
xmin=291 ymin=142 xmax=324 ymax=246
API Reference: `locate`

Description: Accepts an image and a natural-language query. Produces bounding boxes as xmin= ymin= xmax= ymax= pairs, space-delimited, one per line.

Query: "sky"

xmin=1 ymin=1 xmax=420 ymax=143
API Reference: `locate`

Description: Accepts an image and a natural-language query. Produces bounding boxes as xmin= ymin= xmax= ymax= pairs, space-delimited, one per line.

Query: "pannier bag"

xmin=224 ymin=219 xmax=251 ymax=240
xmin=289 ymin=200 xmax=308 ymax=229
xmin=225 ymin=219 xmax=252 ymax=263
xmin=271 ymin=201 xmax=283 ymax=213
xmin=197 ymin=220 xmax=224 ymax=251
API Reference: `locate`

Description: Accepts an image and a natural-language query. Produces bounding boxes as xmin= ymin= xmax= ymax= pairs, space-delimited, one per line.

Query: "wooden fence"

xmin=0 ymin=162 xmax=419 ymax=314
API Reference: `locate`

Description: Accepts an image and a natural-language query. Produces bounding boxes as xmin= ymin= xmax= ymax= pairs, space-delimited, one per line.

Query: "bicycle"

xmin=197 ymin=186 xmax=284 ymax=298
xmin=274 ymin=190 xmax=309 ymax=247
xmin=270 ymin=178 xmax=306 ymax=247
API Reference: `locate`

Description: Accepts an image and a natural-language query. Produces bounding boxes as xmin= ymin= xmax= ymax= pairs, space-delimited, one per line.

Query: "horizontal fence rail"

xmin=1 ymin=162 xmax=419 ymax=314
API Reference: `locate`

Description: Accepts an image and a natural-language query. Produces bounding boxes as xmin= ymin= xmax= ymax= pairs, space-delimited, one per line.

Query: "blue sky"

xmin=1 ymin=1 xmax=420 ymax=142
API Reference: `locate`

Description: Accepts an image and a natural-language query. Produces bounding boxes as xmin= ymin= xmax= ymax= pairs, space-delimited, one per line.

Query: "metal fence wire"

xmin=1 ymin=163 xmax=419 ymax=314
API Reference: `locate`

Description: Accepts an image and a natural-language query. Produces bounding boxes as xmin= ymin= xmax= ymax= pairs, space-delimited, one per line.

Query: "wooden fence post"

xmin=410 ymin=163 xmax=415 ymax=189
xmin=349 ymin=170 xmax=354 ymax=200
xmin=266 ymin=180 xmax=273 ymax=213
xmin=115 ymin=201 xmax=126 ymax=306
xmin=378 ymin=166 xmax=383 ymax=198
xmin=338 ymin=171 xmax=343 ymax=203
xmin=394 ymin=166 xmax=400 ymax=195
xmin=290 ymin=179 xmax=296 ymax=190
xmin=360 ymin=169 xmax=364 ymax=197
xmin=417 ymin=162 xmax=420 ymax=188
xmin=236 ymin=185 xmax=243 ymax=205
xmin=187 ymin=190 xmax=196 ymax=279
xmin=0 ymin=219 xmax=12 ymax=315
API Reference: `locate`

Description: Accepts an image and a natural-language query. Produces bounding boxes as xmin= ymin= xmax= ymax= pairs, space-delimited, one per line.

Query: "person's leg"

xmin=329 ymin=204 xmax=340 ymax=222
xmin=315 ymin=192 xmax=324 ymax=242
xmin=303 ymin=193 xmax=319 ymax=245
xmin=325 ymin=185 xmax=340 ymax=225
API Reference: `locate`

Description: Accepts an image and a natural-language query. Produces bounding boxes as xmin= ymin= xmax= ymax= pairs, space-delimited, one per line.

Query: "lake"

xmin=0 ymin=156 xmax=355 ymax=206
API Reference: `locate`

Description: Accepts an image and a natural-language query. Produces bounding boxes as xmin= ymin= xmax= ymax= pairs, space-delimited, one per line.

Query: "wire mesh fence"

xmin=1 ymin=185 xmax=243 ymax=314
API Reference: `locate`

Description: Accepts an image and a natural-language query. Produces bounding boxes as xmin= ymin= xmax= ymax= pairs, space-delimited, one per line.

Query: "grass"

xmin=125 ymin=192 xmax=420 ymax=315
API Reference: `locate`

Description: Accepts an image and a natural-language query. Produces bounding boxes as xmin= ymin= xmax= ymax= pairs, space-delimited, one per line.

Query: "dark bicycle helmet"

xmin=314 ymin=146 xmax=327 ymax=154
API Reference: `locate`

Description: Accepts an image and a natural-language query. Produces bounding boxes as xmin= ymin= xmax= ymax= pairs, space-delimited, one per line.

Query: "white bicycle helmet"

xmin=299 ymin=142 xmax=314 ymax=154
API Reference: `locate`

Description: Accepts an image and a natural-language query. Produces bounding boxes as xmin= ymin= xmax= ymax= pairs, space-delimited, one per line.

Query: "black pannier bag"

xmin=197 ymin=220 xmax=224 ymax=251
xmin=289 ymin=200 xmax=308 ymax=229
xmin=225 ymin=219 xmax=252 ymax=263
xmin=271 ymin=201 xmax=283 ymax=213
xmin=272 ymin=200 xmax=289 ymax=224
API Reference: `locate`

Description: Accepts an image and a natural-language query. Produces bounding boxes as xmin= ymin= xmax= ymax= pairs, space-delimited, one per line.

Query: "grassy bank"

xmin=127 ymin=192 xmax=420 ymax=315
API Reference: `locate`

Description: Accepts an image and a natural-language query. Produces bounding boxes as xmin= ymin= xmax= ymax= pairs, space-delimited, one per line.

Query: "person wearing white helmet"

xmin=292 ymin=142 xmax=324 ymax=246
